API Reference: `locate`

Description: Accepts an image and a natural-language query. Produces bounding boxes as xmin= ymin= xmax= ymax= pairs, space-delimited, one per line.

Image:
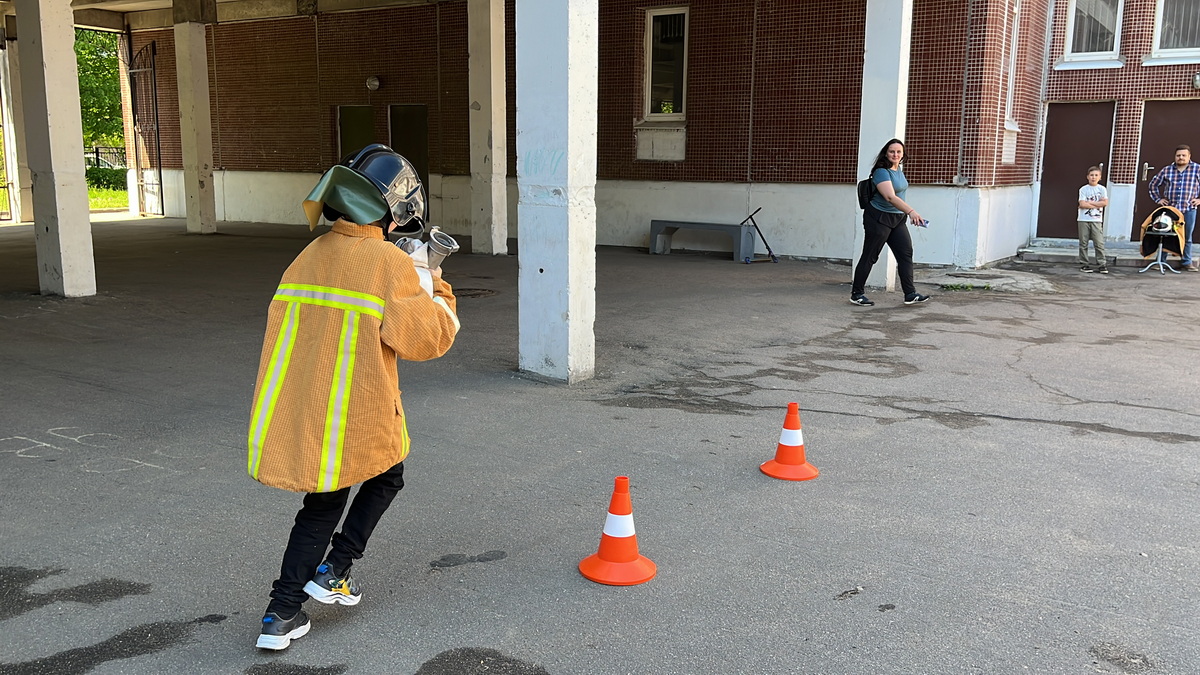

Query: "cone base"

xmin=578 ymin=554 xmax=657 ymax=586
xmin=760 ymin=459 xmax=819 ymax=481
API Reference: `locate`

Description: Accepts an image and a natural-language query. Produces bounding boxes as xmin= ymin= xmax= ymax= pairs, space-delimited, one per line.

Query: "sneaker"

xmin=1186 ymin=264 xmax=1199 ymax=272
xmin=1080 ymin=266 xmax=1094 ymax=273
xmin=1098 ymin=267 xmax=1109 ymax=274
xmin=903 ymin=293 xmax=930 ymax=305
xmin=256 ymin=610 xmax=310 ymax=650
xmin=304 ymin=562 xmax=361 ymax=606
xmin=849 ymin=295 xmax=874 ymax=306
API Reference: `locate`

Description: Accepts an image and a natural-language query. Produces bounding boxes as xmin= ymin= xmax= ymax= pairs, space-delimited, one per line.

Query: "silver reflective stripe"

xmin=275 ymin=284 xmax=385 ymax=321
xmin=248 ymin=300 xmax=300 ymax=478
xmin=318 ymin=310 xmax=360 ymax=492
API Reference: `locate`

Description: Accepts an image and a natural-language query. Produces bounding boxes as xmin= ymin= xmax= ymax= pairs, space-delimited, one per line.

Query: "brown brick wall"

xmin=126 ymin=4 xmax=469 ymax=175
xmin=1046 ymin=0 xmax=1200 ymax=184
xmin=124 ymin=0 xmax=1051 ymax=189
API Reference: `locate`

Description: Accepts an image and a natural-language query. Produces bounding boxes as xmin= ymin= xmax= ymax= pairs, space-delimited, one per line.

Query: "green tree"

xmin=75 ymin=29 xmax=123 ymax=148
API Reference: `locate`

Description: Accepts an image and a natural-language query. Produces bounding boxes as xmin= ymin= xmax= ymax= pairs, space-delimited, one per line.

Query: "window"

xmin=1152 ymin=0 xmax=1200 ymax=57
xmin=644 ymin=8 xmax=688 ymax=119
xmin=1064 ymin=0 xmax=1124 ymax=60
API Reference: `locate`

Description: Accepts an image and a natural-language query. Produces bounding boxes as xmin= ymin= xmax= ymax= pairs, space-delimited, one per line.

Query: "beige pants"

xmin=1077 ymin=221 xmax=1106 ymax=268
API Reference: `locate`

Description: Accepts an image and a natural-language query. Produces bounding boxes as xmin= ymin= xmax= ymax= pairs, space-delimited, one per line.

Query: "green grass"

xmin=89 ymin=187 xmax=129 ymax=210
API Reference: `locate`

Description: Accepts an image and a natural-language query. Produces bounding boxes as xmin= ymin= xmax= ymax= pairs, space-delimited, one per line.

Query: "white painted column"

xmin=515 ymin=0 xmax=597 ymax=383
xmin=174 ymin=21 xmax=216 ymax=234
xmin=15 ymin=0 xmax=95 ymax=297
xmin=1 ymin=25 xmax=34 ymax=223
xmin=854 ymin=0 xmax=914 ymax=292
xmin=468 ymin=0 xmax=508 ymax=255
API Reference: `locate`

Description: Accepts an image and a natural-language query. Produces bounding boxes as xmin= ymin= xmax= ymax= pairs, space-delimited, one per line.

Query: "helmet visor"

xmin=383 ymin=166 xmax=425 ymax=235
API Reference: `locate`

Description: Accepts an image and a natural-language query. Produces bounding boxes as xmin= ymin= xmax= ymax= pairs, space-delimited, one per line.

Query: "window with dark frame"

xmin=647 ymin=10 xmax=686 ymax=117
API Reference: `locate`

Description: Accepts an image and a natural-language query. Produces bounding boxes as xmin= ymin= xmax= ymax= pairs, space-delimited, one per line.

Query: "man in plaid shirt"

xmin=1149 ymin=145 xmax=1200 ymax=271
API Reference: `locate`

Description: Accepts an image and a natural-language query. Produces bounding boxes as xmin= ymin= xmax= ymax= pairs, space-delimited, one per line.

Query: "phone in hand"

xmin=915 ymin=219 xmax=929 ymax=228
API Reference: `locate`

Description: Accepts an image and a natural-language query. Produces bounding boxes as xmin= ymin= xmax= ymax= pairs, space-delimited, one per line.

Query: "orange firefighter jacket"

xmin=247 ymin=219 xmax=459 ymax=493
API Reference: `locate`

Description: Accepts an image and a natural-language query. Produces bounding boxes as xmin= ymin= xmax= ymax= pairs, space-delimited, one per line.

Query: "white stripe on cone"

xmin=602 ymin=512 xmax=636 ymax=538
xmin=779 ymin=427 xmax=804 ymax=447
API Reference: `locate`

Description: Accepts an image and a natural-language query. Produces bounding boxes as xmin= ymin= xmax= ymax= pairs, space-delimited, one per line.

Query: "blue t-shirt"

xmin=870 ymin=167 xmax=907 ymax=214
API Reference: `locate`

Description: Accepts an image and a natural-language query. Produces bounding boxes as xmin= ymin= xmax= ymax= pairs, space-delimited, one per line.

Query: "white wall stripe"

xmin=779 ymin=427 xmax=804 ymax=446
xmin=602 ymin=512 xmax=636 ymax=538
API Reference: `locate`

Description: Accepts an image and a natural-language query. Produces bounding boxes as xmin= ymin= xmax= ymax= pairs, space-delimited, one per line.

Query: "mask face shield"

xmin=383 ymin=165 xmax=426 ymax=236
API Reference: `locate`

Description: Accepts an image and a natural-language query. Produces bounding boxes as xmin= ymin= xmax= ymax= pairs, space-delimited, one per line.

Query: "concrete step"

xmin=1018 ymin=238 xmax=1170 ymax=268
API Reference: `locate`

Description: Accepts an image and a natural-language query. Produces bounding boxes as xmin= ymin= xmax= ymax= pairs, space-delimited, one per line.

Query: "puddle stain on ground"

xmin=414 ymin=647 xmax=549 ymax=675
xmin=430 ymin=550 xmax=507 ymax=568
xmin=1089 ymin=643 xmax=1154 ymax=674
xmin=245 ymin=664 xmax=348 ymax=675
xmin=0 ymin=567 xmax=151 ymax=622
xmin=0 ymin=614 xmax=225 ymax=675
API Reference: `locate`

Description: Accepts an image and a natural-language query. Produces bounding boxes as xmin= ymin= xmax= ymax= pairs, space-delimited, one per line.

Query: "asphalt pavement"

xmin=1 ymin=216 xmax=1197 ymax=674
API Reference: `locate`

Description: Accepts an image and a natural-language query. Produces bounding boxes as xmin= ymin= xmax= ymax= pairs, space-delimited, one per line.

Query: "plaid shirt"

xmin=1149 ymin=161 xmax=1200 ymax=211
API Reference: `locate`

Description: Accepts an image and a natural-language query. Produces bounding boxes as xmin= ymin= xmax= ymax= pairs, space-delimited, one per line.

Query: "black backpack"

xmin=856 ymin=177 xmax=875 ymax=210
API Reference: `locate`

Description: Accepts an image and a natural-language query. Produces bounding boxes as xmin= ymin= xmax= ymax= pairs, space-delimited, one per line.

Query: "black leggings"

xmin=852 ymin=206 xmax=915 ymax=297
xmin=267 ymin=461 xmax=405 ymax=616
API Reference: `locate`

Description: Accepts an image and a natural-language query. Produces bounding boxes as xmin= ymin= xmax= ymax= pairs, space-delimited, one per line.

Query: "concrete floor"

xmin=1 ymin=216 xmax=1198 ymax=674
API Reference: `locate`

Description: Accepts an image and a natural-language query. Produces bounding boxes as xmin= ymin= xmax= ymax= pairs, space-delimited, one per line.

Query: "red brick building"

xmin=89 ymin=0 xmax=1200 ymax=264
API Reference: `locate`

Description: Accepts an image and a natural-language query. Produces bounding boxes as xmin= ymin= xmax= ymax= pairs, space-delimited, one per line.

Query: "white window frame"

xmin=1004 ymin=0 xmax=1022 ymax=125
xmin=1146 ymin=0 xmax=1200 ymax=65
xmin=643 ymin=7 xmax=688 ymax=122
xmin=1059 ymin=0 xmax=1125 ymax=69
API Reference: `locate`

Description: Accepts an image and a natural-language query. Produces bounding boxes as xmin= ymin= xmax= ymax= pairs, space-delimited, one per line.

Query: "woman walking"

xmin=851 ymin=138 xmax=930 ymax=306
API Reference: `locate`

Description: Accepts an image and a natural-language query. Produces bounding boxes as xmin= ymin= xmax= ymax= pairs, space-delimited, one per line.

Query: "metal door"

xmin=1133 ymin=99 xmax=1200 ymax=240
xmin=128 ymin=42 xmax=163 ymax=215
xmin=388 ymin=105 xmax=429 ymax=187
xmin=1036 ymin=102 xmax=1115 ymax=238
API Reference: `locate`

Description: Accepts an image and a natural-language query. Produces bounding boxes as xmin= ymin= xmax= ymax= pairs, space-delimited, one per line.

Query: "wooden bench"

xmin=649 ymin=219 xmax=758 ymax=262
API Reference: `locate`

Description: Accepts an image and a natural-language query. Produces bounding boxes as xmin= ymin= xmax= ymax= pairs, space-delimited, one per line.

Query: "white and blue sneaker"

xmin=256 ymin=610 xmax=310 ymax=650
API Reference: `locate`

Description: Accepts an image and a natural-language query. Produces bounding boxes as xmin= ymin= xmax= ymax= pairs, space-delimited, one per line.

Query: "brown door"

xmin=1037 ymin=102 xmax=1115 ymax=238
xmin=1133 ymin=99 xmax=1200 ymax=240
xmin=388 ymin=105 xmax=429 ymax=187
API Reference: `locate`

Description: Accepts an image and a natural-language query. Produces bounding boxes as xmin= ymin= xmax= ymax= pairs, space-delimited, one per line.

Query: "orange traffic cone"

xmin=760 ymin=402 xmax=819 ymax=481
xmin=579 ymin=476 xmax=656 ymax=586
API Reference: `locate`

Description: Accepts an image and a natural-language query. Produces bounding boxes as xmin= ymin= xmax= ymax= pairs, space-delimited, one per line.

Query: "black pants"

xmin=852 ymin=206 xmax=916 ymax=297
xmin=267 ymin=461 xmax=405 ymax=617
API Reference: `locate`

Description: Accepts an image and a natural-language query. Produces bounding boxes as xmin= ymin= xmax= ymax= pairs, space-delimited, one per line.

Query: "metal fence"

xmin=85 ymin=146 xmax=127 ymax=169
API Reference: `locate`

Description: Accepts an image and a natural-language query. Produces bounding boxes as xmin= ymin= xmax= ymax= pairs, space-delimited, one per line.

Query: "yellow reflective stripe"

xmin=275 ymin=284 xmax=384 ymax=321
xmin=248 ymin=301 xmax=300 ymax=478
xmin=398 ymin=410 xmax=411 ymax=462
xmin=318 ymin=310 xmax=360 ymax=492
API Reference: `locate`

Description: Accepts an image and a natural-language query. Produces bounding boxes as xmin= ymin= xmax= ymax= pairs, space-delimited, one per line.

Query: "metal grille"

xmin=127 ymin=41 xmax=163 ymax=216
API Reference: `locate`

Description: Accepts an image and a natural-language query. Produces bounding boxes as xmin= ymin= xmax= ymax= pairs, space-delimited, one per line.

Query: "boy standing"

xmin=1078 ymin=166 xmax=1109 ymax=274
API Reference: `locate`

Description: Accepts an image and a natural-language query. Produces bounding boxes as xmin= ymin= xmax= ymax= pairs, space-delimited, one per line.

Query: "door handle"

xmin=1142 ymin=162 xmax=1154 ymax=181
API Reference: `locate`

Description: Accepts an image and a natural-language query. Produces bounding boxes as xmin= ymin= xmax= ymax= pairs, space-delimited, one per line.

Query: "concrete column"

xmin=15 ymin=0 xmax=95 ymax=297
xmin=515 ymin=0 xmax=597 ymax=383
xmin=468 ymin=0 xmax=508 ymax=255
xmin=854 ymin=0 xmax=914 ymax=293
xmin=174 ymin=21 xmax=216 ymax=234
xmin=1 ymin=18 xmax=35 ymax=223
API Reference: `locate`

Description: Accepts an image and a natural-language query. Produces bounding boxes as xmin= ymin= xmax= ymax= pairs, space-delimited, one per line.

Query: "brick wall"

xmin=1046 ymin=0 xmax=1200 ymax=184
xmin=125 ymin=4 xmax=469 ymax=175
xmin=124 ymin=0 xmax=1052 ymax=190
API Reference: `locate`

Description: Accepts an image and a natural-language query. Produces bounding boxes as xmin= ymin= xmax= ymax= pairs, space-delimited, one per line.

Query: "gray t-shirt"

xmin=870 ymin=168 xmax=907 ymax=214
